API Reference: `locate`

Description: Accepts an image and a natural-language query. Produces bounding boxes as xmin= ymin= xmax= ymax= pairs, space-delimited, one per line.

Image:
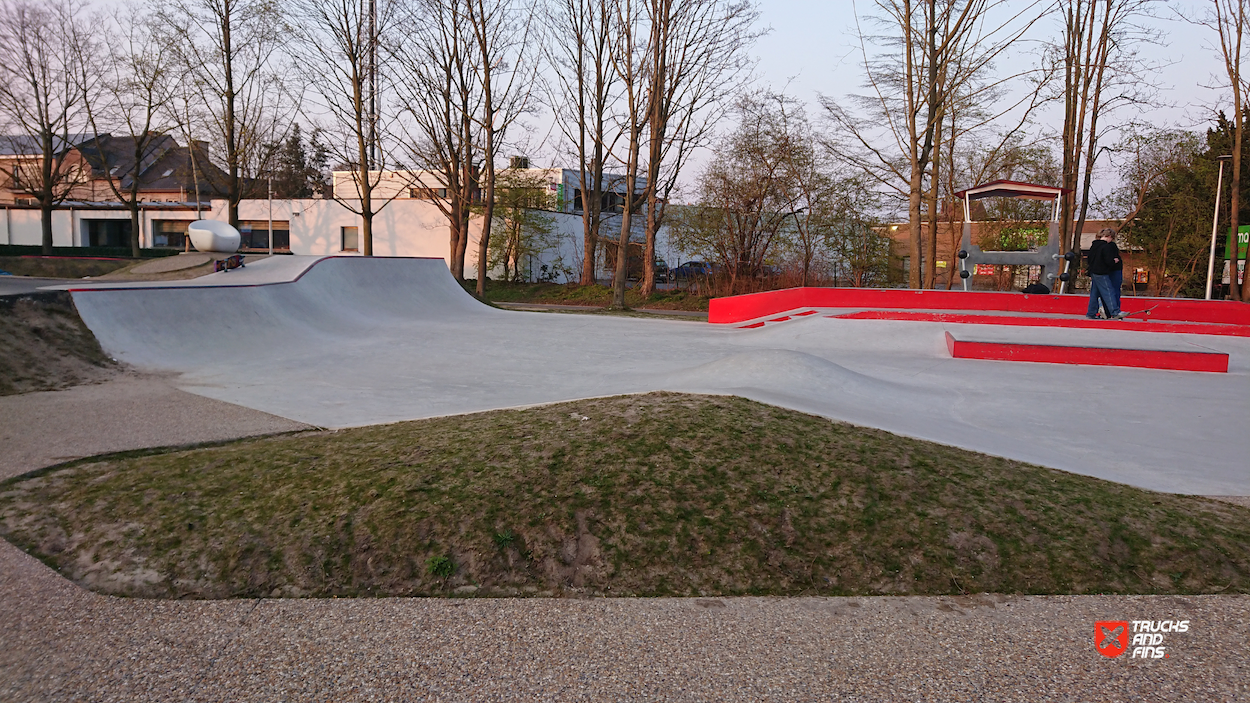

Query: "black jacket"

xmin=1087 ymin=240 xmax=1123 ymax=275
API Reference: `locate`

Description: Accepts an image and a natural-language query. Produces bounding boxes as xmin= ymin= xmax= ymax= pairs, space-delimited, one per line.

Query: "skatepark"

xmin=57 ymin=253 xmax=1250 ymax=496
xmin=3 ymin=251 xmax=1250 ymax=701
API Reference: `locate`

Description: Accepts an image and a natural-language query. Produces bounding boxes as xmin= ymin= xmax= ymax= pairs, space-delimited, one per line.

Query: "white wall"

xmin=3 ymin=197 xmax=670 ymax=286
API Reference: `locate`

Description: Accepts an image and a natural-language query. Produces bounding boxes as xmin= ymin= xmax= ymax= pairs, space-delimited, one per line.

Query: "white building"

xmin=2 ymin=166 xmax=669 ymax=284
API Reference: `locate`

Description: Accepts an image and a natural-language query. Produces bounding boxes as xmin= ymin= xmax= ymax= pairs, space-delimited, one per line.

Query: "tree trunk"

xmin=1231 ymin=108 xmax=1243 ymax=301
xmin=449 ymin=214 xmax=465 ymax=280
xmin=612 ymin=129 xmax=640 ymax=309
xmin=477 ymin=164 xmax=495 ymax=298
xmin=908 ymin=165 xmax=924 ymax=289
xmin=130 ymin=203 xmax=142 ymax=258
xmin=40 ymin=203 xmax=54 ymax=255
xmin=579 ymin=168 xmax=598 ymax=285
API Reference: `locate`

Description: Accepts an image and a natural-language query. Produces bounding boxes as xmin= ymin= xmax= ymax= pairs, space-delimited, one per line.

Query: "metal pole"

xmin=1207 ymin=157 xmax=1230 ymax=300
xmin=268 ymin=174 xmax=274 ymax=256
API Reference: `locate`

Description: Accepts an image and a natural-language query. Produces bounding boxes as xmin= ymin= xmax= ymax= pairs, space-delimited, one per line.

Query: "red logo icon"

xmin=1096 ymin=621 xmax=1129 ymax=658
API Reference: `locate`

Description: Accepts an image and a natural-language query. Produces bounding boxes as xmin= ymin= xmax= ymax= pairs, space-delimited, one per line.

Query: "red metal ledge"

xmin=835 ymin=310 xmax=1250 ymax=339
xmin=944 ymin=331 xmax=1229 ymax=373
xmin=708 ymin=287 xmax=1250 ymax=326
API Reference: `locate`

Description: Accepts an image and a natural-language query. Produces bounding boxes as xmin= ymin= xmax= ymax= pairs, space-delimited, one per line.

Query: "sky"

xmin=746 ymin=0 xmax=1230 ymax=178
xmin=752 ymin=1 xmax=1227 ymax=128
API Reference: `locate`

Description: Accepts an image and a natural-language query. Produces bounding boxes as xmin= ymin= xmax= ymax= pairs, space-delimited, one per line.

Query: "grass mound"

xmin=0 ymin=292 xmax=120 ymax=396
xmin=1 ymin=393 xmax=1247 ymax=599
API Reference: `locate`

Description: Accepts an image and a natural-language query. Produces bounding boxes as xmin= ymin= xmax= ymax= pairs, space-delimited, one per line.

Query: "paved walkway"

xmin=0 ymin=376 xmax=309 ymax=480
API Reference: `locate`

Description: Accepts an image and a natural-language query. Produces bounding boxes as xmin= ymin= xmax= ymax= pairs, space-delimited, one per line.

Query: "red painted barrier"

xmin=944 ymin=331 xmax=1229 ymax=373
xmin=833 ymin=311 xmax=1250 ymax=338
xmin=707 ymin=287 xmax=1250 ymax=326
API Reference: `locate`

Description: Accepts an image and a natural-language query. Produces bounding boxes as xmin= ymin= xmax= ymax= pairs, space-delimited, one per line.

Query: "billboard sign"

xmin=1227 ymin=225 xmax=1250 ymax=259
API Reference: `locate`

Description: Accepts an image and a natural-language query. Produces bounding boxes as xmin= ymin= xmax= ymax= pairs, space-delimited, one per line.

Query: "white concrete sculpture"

xmin=187 ymin=220 xmax=242 ymax=254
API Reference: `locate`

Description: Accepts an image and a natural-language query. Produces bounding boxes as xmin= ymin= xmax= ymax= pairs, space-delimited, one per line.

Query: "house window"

xmin=410 ymin=187 xmax=447 ymax=199
xmin=85 ymin=219 xmax=131 ymax=248
xmin=341 ymin=226 xmax=359 ymax=252
xmin=151 ymin=220 xmax=189 ymax=248
xmin=238 ymin=220 xmax=290 ymax=250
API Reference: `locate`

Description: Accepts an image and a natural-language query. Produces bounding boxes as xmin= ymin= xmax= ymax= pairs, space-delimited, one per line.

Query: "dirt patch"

xmin=3 ymin=393 xmax=1248 ymax=600
xmin=0 ymin=256 xmax=131 ymax=278
xmin=479 ymin=280 xmax=711 ymax=312
xmin=0 ymin=292 xmax=121 ymax=396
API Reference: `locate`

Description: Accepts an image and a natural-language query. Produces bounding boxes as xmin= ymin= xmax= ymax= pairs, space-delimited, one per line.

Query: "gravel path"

xmin=1 ymin=538 xmax=1246 ymax=702
xmin=1 ymin=378 xmax=1247 ymax=701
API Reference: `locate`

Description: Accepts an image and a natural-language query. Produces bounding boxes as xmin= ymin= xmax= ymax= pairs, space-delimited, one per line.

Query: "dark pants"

xmin=1110 ymin=269 xmax=1123 ymax=311
xmin=1087 ymin=274 xmax=1120 ymax=318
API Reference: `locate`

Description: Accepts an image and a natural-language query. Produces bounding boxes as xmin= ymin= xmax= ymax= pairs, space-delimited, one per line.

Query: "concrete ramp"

xmin=63 ymin=257 xmax=1250 ymax=496
xmin=72 ymin=257 xmax=496 ymax=370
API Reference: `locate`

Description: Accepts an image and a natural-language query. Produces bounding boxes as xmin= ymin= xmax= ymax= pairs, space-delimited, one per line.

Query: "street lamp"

xmin=784 ymin=207 xmax=808 ymax=285
xmin=1207 ymin=154 xmax=1233 ymax=300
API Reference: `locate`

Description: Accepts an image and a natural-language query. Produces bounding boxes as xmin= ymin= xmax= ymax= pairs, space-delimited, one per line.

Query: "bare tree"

xmin=82 ymin=5 xmax=178 ymax=257
xmin=669 ymin=95 xmax=803 ymax=295
xmin=756 ymin=92 xmax=824 ymax=286
xmin=637 ymin=0 xmax=760 ymax=296
xmin=544 ymin=0 xmax=620 ymax=285
xmin=824 ymin=0 xmax=1044 ymax=288
xmin=1055 ymin=0 xmax=1163 ymax=289
xmin=606 ymin=0 xmax=653 ymax=308
xmin=394 ymin=0 xmax=482 ymax=282
xmin=0 ymin=0 xmax=95 ymax=255
xmin=1198 ymin=0 xmax=1248 ymax=301
xmin=291 ymin=0 xmax=403 ymax=257
xmin=161 ymin=0 xmax=292 ymax=228
xmin=466 ymin=0 xmax=539 ymax=296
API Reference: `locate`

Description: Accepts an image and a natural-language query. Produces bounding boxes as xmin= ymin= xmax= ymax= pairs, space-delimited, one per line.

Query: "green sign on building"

xmin=1228 ymin=225 xmax=1250 ymax=259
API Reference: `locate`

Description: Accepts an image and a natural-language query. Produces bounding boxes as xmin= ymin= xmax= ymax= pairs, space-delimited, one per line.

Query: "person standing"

xmin=1087 ymin=228 xmax=1127 ymax=319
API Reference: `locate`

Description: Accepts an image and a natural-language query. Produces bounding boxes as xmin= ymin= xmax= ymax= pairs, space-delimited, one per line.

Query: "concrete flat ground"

xmin=0 ymin=375 xmax=309 ymax=481
xmin=65 ymin=256 xmax=1250 ymax=496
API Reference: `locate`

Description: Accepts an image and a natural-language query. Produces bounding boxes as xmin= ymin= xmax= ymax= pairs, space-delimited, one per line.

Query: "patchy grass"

xmin=0 ymin=292 xmax=120 ymax=396
xmin=474 ymin=279 xmax=711 ymax=312
xmin=1 ymin=393 xmax=1247 ymax=600
xmin=0 ymin=256 xmax=131 ymax=279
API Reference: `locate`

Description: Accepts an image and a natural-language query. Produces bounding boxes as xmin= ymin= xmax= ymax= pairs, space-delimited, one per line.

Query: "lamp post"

xmin=784 ymin=207 xmax=807 ymax=285
xmin=1207 ymin=154 xmax=1233 ymax=300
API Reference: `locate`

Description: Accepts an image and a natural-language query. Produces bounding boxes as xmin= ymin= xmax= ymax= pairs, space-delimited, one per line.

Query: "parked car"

xmin=654 ymin=257 xmax=670 ymax=282
xmin=671 ymin=261 xmax=712 ymax=279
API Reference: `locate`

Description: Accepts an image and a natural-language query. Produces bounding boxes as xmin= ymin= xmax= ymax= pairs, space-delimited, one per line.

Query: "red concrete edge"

xmin=944 ymin=331 xmax=1229 ymax=373
xmin=707 ymin=287 xmax=1250 ymax=326
xmin=835 ymin=310 xmax=1250 ymax=338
